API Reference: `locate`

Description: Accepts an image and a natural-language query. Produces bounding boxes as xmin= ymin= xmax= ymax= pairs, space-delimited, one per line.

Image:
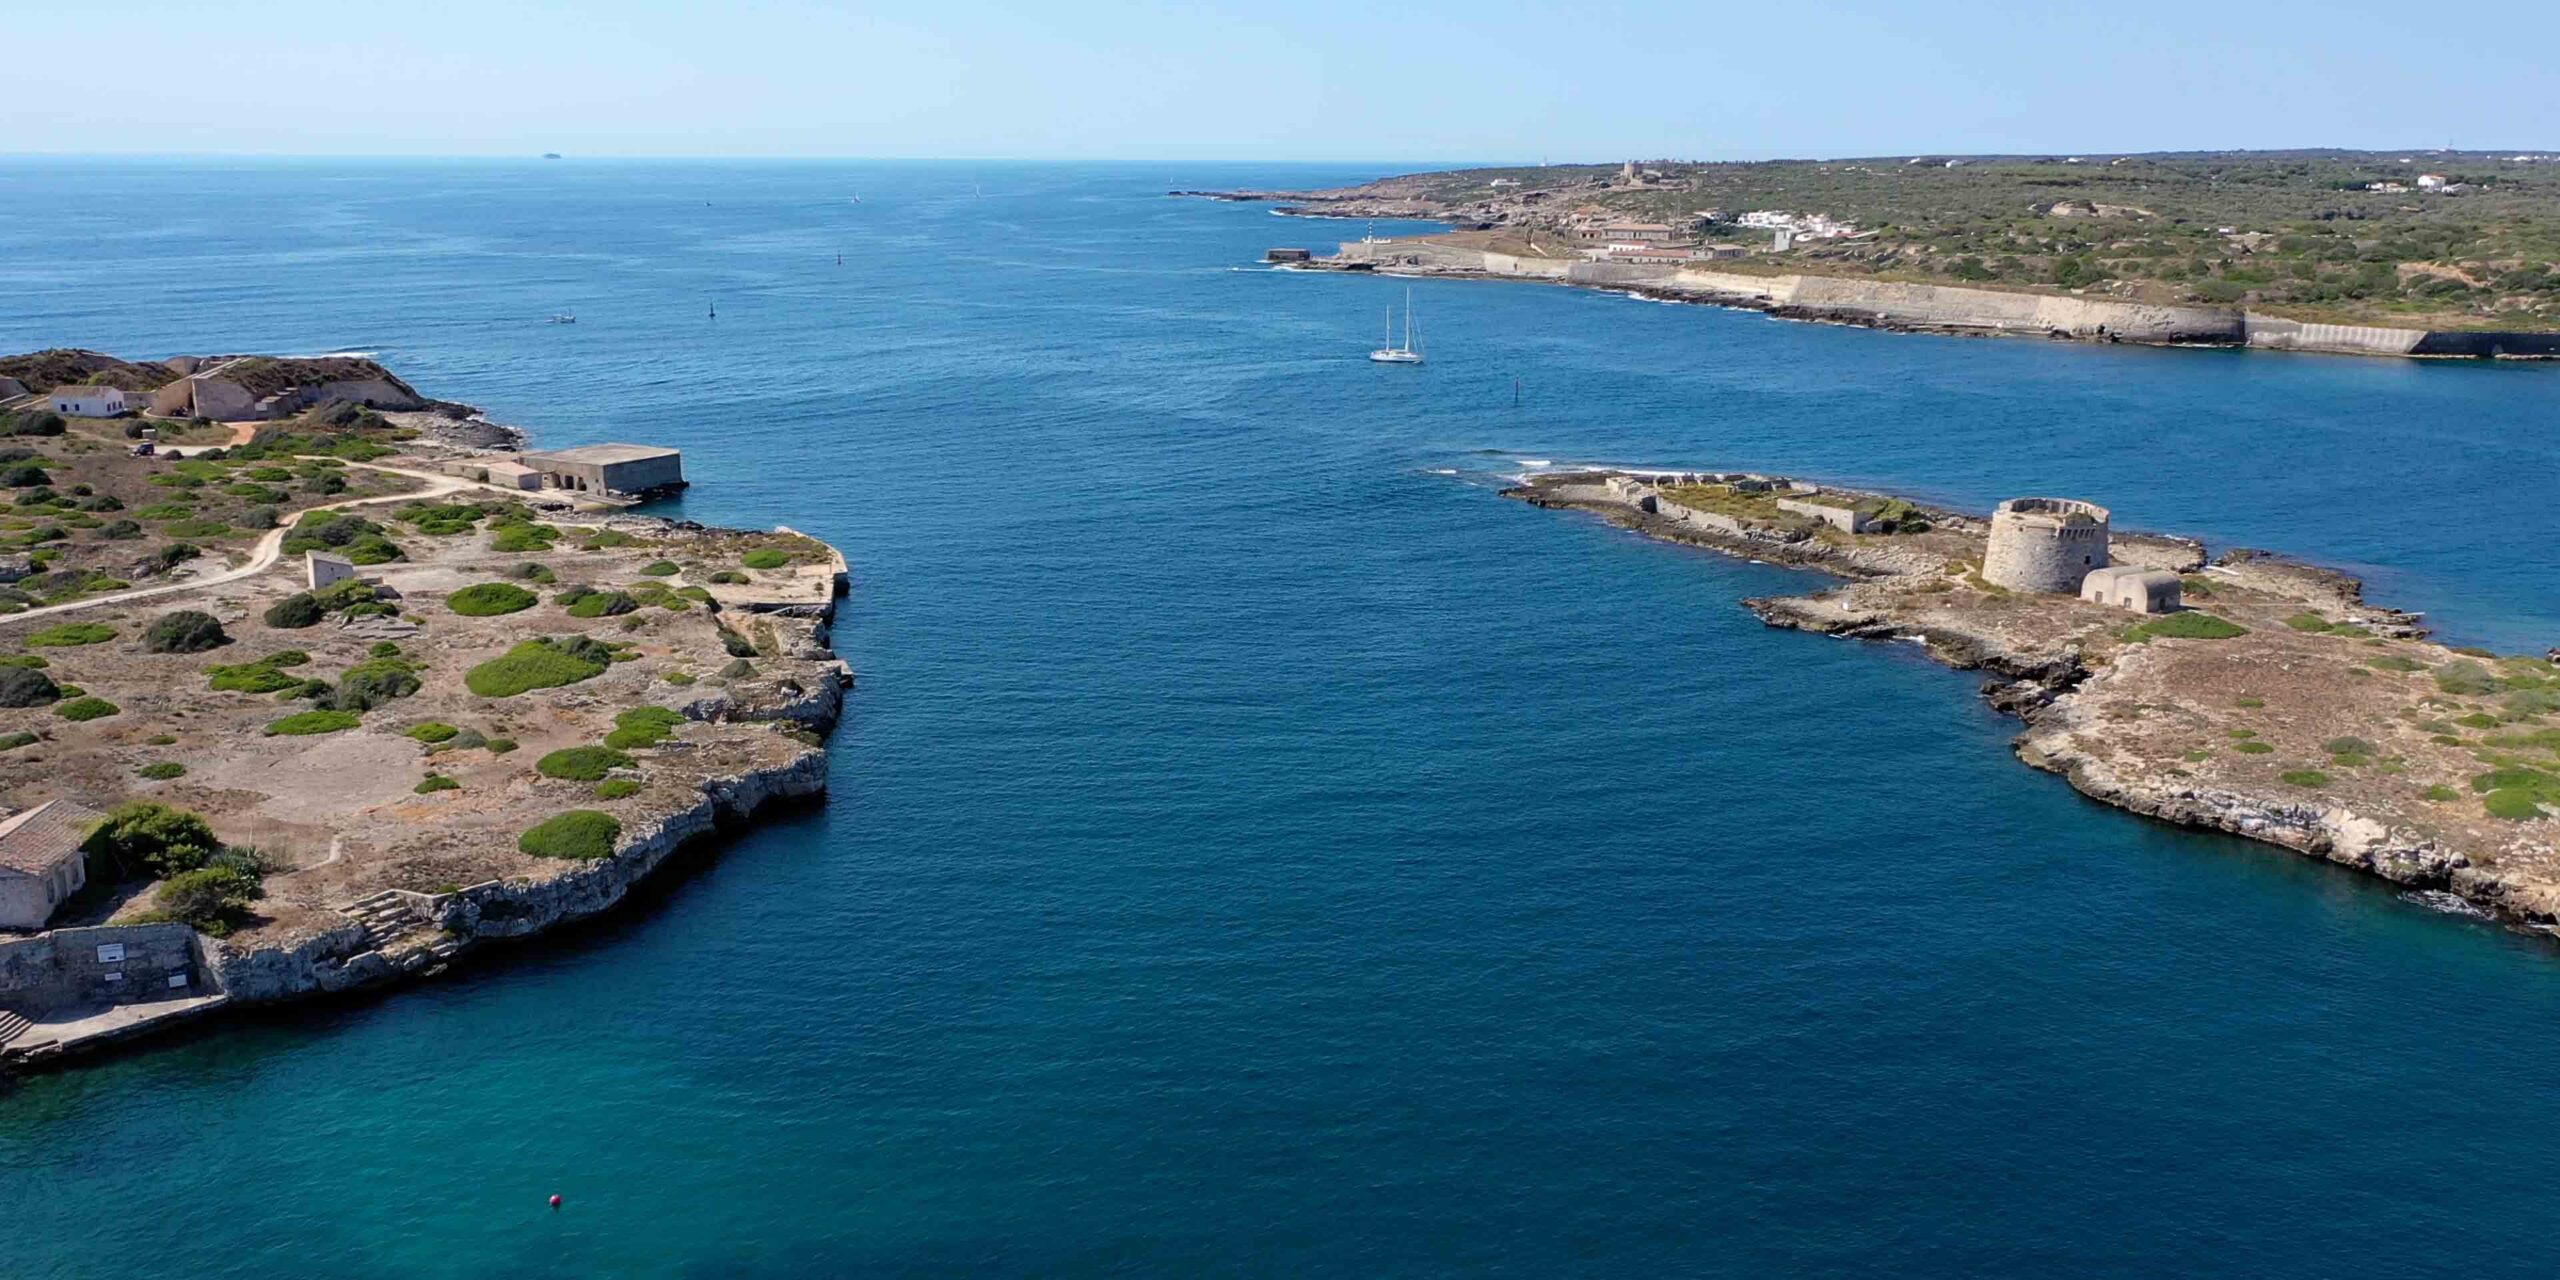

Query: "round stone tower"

xmin=1983 ymin=497 xmax=2110 ymax=593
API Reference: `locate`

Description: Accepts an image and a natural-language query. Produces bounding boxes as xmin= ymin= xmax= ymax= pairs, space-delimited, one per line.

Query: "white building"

xmin=0 ymin=799 xmax=102 ymax=931
xmin=49 ymin=386 xmax=128 ymax=417
xmin=2417 ymin=173 xmax=2449 ymax=190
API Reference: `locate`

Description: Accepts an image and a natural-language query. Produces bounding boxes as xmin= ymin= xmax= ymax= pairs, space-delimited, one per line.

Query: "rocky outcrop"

xmin=208 ymin=744 xmax=830 ymax=1003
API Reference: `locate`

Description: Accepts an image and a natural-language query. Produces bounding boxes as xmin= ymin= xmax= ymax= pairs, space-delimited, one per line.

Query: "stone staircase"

xmin=339 ymin=891 xmax=464 ymax=970
xmin=0 ymin=1009 xmax=30 ymax=1048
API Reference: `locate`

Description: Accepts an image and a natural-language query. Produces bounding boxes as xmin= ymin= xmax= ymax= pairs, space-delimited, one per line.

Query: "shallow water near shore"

xmin=5 ymin=160 xmax=2560 ymax=1277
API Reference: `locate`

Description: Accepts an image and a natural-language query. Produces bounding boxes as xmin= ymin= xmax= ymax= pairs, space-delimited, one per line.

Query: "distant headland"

xmin=1188 ymin=149 xmax=2560 ymax=358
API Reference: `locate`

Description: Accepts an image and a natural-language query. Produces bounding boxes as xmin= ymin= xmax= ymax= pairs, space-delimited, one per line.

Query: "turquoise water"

xmin=4 ymin=160 xmax=2560 ymax=1277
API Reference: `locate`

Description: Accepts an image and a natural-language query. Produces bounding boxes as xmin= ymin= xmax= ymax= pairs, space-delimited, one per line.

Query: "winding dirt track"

xmin=0 ymin=462 xmax=496 ymax=628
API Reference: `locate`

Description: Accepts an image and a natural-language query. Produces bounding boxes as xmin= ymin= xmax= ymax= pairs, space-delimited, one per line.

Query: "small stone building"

xmin=1776 ymin=495 xmax=1879 ymax=534
xmin=2080 ymin=566 xmax=2183 ymax=614
xmin=521 ymin=443 xmax=686 ymax=497
xmin=306 ymin=551 xmax=357 ymax=591
xmin=0 ymin=800 xmax=102 ymax=931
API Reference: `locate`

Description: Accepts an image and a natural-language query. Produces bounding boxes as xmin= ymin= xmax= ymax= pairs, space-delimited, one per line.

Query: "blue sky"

xmin=10 ymin=0 xmax=2554 ymax=161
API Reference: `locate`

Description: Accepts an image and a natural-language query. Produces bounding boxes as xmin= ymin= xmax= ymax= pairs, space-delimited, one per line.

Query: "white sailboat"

xmin=1370 ymin=287 xmax=1423 ymax=364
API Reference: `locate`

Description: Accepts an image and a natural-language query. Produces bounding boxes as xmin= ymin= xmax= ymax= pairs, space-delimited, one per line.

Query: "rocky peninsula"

xmin=0 ymin=358 xmax=851 ymax=1072
xmin=1510 ymin=470 xmax=2560 ymax=937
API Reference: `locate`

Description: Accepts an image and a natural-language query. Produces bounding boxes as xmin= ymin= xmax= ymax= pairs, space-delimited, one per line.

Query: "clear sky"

xmin=10 ymin=0 xmax=2554 ymax=162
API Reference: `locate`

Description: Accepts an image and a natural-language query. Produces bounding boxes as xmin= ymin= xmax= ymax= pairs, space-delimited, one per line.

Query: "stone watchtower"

xmin=1983 ymin=498 xmax=2110 ymax=593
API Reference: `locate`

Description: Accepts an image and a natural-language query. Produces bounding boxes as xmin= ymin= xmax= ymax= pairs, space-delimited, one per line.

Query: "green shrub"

xmin=1 ymin=462 xmax=50 ymax=488
xmin=448 ymin=582 xmax=540 ymax=616
xmin=2227 ymin=728 xmax=2257 ymax=739
xmin=580 ymin=529 xmax=641 ymax=549
xmin=486 ymin=737 xmax=519 ymax=754
xmin=465 ymin=636 xmax=613 ymax=697
xmin=207 ymin=650 xmax=311 ymax=693
xmin=98 ymin=519 xmax=143 ymax=540
xmin=143 ymin=609 xmax=229 ymax=654
xmin=0 ymin=665 xmax=60 ymax=707
xmin=718 ymin=628 xmax=757 ymax=658
xmin=138 ymin=761 xmax=187 ymax=780
xmin=537 ymin=745 xmax=635 ymax=781
xmin=741 ymin=548 xmax=788 ymax=570
xmin=638 ymin=560 xmax=680 ymax=576
xmin=150 ymin=862 xmax=262 ymax=935
xmin=708 ymin=570 xmax=748 ymax=584
xmin=407 ymin=722 xmax=462 ymax=743
xmin=326 ymin=656 xmax=421 ymax=712
xmin=2435 ymin=660 xmax=2502 ymax=695
xmin=510 ymin=562 xmax=557 ymax=584
xmin=491 ymin=524 xmax=560 ymax=553
xmin=54 ymin=696 xmax=118 ymax=721
xmin=2484 ymin=789 xmax=2545 ymax=821
xmin=414 ymin=773 xmax=461 ymax=794
xmin=2131 ymin=612 xmax=2248 ymax=641
xmin=26 ymin=622 xmax=114 ymax=646
xmin=594 ymin=779 xmax=642 ymax=800
xmin=2370 ymin=656 xmax=2425 ymax=672
xmin=82 ymin=801 xmax=221 ymax=878
xmin=2422 ymin=784 xmax=2461 ymax=802
xmin=518 ymin=810 xmax=621 ymax=860
xmin=664 ymin=671 xmax=697 ymax=686
xmin=263 ymin=593 xmax=324 ymax=628
xmin=2233 ymin=741 xmax=2275 ymax=755
xmin=158 ymin=519 xmax=231 ymax=539
xmin=2279 ymin=770 xmax=2331 ymax=787
xmin=263 ymin=709 xmax=361 ymax=736
xmin=2323 ymin=736 xmax=2377 ymax=756
xmin=719 ymin=657 xmax=754 ymax=678
xmin=2456 ymin=713 xmax=2501 ymax=730
xmin=0 ymin=654 xmax=46 ymax=669
xmin=560 ymin=587 xmax=638 ymax=618
xmin=602 ymin=705 xmax=684 ymax=750
xmin=0 ymin=731 xmax=36 ymax=751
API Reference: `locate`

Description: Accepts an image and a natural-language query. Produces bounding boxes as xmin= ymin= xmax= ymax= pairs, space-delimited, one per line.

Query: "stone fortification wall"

xmin=1984 ymin=498 xmax=2111 ymax=593
xmin=0 ymin=922 xmax=211 ymax=1013
xmin=2244 ymin=316 xmax=2426 ymax=356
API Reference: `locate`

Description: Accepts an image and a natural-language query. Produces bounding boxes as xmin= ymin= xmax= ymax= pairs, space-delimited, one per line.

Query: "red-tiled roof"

xmin=0 ymin=799 xmax=103 ymax=876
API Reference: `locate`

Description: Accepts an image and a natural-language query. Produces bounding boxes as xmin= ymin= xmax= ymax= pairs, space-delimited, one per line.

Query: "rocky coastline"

xmin=1510 ymin=471 xmax=2560 ymax=942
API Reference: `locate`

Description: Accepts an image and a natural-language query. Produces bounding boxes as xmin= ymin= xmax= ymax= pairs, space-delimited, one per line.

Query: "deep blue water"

xmin=3 ymin=160 xmax=2560 ymax=1277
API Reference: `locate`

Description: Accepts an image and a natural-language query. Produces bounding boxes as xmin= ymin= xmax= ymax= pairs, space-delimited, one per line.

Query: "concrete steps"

xmin=0 ymin=1009 xmax=30 ymax=1047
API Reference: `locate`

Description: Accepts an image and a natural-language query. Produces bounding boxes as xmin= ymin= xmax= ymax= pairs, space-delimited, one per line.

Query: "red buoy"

xmin=549 ymin=1194 xmax=563 ymax=1210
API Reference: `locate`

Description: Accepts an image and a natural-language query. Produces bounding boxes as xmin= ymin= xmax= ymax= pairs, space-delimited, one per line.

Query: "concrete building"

xmin=1984 ymin=497 xmax=2111 ymax=593
xmin=520 ymin=443 xmax=686 ymax=497
xmin=2417 ymin=173 xmax=2449 ymax=190
xmin=0 ymin=376 xmax=29 ymax=402
xmin=0 ymin=800 xmax=102 ymax=931
xmin=306 ymin=551 xmax=357 ymax=591
xmin=1777 ymin=494 xmax=1879 ymax=534
xmin=480 ymin=460 xmax=544 ymax=491
xmin=2079 ymin=565 xmax=2182 ymax=614
xmin=49 ymin=386 xmax=128 ymax=418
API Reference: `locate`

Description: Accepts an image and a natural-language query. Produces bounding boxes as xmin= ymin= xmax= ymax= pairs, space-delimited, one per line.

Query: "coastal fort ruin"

xmin=1983 ymin=497 xmax=2111 ymax=593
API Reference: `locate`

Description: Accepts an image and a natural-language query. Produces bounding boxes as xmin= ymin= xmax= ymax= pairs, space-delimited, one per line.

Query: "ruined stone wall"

xmin=2244 ymin=316 xmax=2426 ymax=356
xmin=0 ymin=922 xmax=210 ymax=1013
xmin=1985 ymin=499 xmax=2111 ymax=593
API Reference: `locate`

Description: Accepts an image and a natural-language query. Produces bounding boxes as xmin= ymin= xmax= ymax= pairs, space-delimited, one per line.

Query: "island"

xmin=1199 ymin=150 xmax=2560 ymax=358
xmin=1509 ymin=469 xmax=2560 ymax=934
xmin=0 ymin=351 xmax=850 ymax=1072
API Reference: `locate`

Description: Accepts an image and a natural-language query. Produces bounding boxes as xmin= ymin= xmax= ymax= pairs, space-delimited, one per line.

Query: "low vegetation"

xmin=263 ymin=709 xmax=362 ymax=736
xmin=537 ymin=745 xmax=635 ymax=781
xmin=447 ymin=582 xmax=540 ymax=616
xmin=465 ymin=635 xmax=614 ymax=697
xmin=518 ymin=810 xmax=621 ymax=860
xmin=142 ymin=609 xmax=229 ymax=654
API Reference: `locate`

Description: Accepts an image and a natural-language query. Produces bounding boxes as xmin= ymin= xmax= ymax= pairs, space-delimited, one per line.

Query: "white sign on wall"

xmin=97 ymin=943 xmax=126 ymax=963
xmin=167 ymin=973 xmax=190 ymax=989
xmin=102 ymin=971 xmax=123 ymax=983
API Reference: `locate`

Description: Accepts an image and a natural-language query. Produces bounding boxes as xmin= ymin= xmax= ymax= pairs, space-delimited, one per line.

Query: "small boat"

xmin=1370 ymin=287 xmax=1423 ymax=364
xmin=548 ymin=313 xmax=577 ymax=325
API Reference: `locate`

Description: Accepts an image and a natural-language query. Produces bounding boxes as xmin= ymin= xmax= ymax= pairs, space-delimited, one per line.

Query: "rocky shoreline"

xmin=1510 ymin=471 xmax=2560 ymax=943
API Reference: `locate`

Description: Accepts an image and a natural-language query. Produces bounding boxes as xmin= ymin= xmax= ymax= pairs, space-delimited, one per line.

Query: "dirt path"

xmin=0 ymin=461 xmax=486 ymax=628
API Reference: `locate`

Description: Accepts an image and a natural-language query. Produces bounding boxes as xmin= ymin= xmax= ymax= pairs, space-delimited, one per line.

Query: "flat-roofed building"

xmin=520 ymin=443 xmax=686 ymax=497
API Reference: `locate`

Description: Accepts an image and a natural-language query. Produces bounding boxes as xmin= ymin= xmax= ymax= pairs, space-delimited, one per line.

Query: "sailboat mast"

xmin=1403 ymin=287 xmax=1414 ymax=354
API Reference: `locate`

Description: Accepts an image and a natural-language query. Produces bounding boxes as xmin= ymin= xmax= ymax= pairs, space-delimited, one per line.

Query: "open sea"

xmin=4 ymin=159 xmax=2560 ymax=1277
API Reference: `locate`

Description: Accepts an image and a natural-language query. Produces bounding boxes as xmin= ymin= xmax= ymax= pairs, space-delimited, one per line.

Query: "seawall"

xmin=1324 ymin=239 xmax=2557 ymax=359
